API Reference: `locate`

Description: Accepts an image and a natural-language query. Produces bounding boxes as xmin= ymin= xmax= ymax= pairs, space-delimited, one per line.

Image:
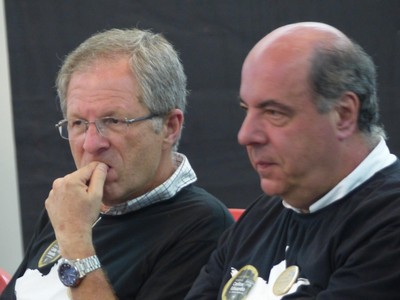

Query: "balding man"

xmin=185 ymin=22 xmax=400 ymax=299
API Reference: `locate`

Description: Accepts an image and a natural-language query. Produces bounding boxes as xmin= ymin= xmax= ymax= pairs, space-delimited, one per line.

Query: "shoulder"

xmin=356 ymin=160 xmax=400 ymax=210
xmin=222 ymin=194 xmax=287 ymax=243
xmin=239 ymin=194 xmax=286 ymax=222
xmin=157 ymin=184 xmax=235 ymax=232
xmin=174 ymin=184 xmax=233 ymax=219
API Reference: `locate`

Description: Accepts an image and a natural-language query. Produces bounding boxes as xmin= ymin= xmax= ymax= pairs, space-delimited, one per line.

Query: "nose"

xmin=82 ymin=122 xmax=110 ymax=153
xmin=237 ymin=113 xmax=266 ymax=146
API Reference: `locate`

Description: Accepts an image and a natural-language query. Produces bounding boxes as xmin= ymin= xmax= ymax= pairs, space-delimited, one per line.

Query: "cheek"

xmin=282 ymin=126 xmax=337 ymax=173
xmin=121 ymin=142 xmax=163 ymax=192
xmin=69 ymin=141 xmax=84 ymax=167
xmin=123 ymin=133 xmax=163 ymax=169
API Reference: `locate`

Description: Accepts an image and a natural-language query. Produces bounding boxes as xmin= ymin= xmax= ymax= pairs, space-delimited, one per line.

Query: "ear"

xmin=162 ymin=109 xmax=184 ymax=148
xmin=333 ymin=92 xmax=360 ymax=140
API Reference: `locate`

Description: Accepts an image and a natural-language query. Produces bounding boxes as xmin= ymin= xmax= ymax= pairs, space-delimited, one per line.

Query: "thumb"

xmin=87 ymin=163 xmax=109 ymax=195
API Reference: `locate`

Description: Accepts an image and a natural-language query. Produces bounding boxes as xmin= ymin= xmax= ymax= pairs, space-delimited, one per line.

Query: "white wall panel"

xmin=0 ymin=0 xmax=23 ymax=275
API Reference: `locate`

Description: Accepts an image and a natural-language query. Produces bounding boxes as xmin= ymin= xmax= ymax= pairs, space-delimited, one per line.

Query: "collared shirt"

xmin=283 ymin=137 xmax=397 ymax=213
xmin=104 ymin=152 xmax=197 ymax=216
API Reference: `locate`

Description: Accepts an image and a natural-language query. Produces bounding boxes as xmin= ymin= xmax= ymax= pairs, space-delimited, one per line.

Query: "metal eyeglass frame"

xmin=55 ymin=114 xmax=159 ymax=140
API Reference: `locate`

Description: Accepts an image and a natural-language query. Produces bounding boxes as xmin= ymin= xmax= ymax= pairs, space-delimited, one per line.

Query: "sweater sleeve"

xmin=312 ymin=223 xmax=400 ymax=299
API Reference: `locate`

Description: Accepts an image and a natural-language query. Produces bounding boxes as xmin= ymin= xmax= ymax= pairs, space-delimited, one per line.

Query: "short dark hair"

xmin=309 ymin=41 xmax=385 ymax=139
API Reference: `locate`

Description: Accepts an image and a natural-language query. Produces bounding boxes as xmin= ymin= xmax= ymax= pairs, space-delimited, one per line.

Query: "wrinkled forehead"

xmin=240 ymin=38 xmax=314 ymax=106
xmin=241 ymin=37 xmax=312 ymax=92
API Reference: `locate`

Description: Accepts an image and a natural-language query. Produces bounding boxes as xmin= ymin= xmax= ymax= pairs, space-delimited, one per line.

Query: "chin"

xmin=260 ymin=179 xmax=284 ymax=196
xmin=102 ymin=186 xmax=115 ymax=202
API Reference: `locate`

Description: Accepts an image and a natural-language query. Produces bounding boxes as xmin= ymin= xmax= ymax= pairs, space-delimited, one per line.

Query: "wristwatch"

xmin=58 ymin=255 xmax=101 ymax=287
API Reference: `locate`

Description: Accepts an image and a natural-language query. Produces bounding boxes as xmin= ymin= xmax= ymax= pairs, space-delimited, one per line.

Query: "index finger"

xmin=87 ymin=163 xmax=109 ymax=195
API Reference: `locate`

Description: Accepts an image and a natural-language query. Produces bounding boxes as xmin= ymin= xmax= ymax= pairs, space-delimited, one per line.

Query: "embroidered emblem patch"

xmin=38 ymin=240 xmax=60 ymax=267
xmin=222 ymin=265 xmax=258 ymax=300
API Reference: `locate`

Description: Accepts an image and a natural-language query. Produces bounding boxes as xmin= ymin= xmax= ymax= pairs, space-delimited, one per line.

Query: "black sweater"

xmin=2 ymin=185 xmax=234 ymax=300
xmin=186 ymin=161 xmax=400 ymax=299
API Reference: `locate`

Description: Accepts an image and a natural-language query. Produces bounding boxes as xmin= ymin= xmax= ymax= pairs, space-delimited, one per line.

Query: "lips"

xmin=253 ymin=160 xmax=276 ymax=175
xmin=104 ymin=165 xmax=116 ymax=182
xmin=248 ymin=148 xmax=275 ymax=170
xmin=92 ymin=161 xmax=114 ymax=182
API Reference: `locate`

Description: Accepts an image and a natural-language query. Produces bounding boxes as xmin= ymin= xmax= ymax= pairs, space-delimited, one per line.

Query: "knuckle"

xmin=52 ymin=177 xmax=63 ymax=189
xmin=44 ymin=195 xmax=51 ymax=209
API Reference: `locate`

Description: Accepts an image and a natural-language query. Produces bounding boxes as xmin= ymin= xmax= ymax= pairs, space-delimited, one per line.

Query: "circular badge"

xmin=272 ymin=265 xmax=299 ymax=296
xmin=222 ymin=265 xmax=258 ymax=300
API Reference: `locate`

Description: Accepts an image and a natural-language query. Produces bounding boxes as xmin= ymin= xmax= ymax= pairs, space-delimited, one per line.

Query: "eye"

xmin=265 ymin=109 xmax=289 ymax=126
xmin=266 ymin=109 xmax=283 ymax=116
xmin=101 ymin=117 xmax=121 ymax=126
xmin=70 ymin=119 xmax=84 ymax=128
xmin=239 ymin=103 xmax=248 ymax=115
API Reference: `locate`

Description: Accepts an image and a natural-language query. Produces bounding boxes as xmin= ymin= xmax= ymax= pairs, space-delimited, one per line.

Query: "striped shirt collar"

xmin=103 ymin=152 xmax=197 ymax=216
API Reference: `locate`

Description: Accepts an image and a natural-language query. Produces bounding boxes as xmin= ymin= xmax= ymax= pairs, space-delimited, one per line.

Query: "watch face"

xmin=58 ymin=262 xmax=80 ymax=287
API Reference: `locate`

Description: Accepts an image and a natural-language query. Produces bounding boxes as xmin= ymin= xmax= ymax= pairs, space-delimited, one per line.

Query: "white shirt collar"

xmin=283 ymin=137 xmax=397 ymax=213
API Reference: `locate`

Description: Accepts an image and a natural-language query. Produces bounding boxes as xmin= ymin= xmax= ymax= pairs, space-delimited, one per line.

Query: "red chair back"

xmin=229 ymin=208 xmax=245 ymax=221
xmin=0 ymin=268 xmax=11 ymax=294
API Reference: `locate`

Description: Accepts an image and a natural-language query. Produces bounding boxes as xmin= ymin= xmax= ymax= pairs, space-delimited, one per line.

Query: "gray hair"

xmin=309 ymin=41 xmax=385 ymax=140
xmin=56 ymin=28 xmax=188 ymax=149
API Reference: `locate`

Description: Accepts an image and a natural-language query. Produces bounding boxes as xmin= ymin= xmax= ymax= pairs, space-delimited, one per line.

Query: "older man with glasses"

xmin=1 ymin=28 xmax=234 ymax=300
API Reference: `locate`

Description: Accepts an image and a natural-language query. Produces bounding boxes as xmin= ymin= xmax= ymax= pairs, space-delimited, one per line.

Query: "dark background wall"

xmin=5 ymin=0 xmax=400 ymax=248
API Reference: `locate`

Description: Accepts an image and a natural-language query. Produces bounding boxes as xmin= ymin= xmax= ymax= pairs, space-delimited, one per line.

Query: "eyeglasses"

xmin=55 ymin=114 xmax=159 ymax=140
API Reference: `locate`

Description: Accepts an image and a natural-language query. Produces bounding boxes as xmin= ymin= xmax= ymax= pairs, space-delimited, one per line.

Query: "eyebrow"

xmin=239 ymin=98 xmax=293 ymax=113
